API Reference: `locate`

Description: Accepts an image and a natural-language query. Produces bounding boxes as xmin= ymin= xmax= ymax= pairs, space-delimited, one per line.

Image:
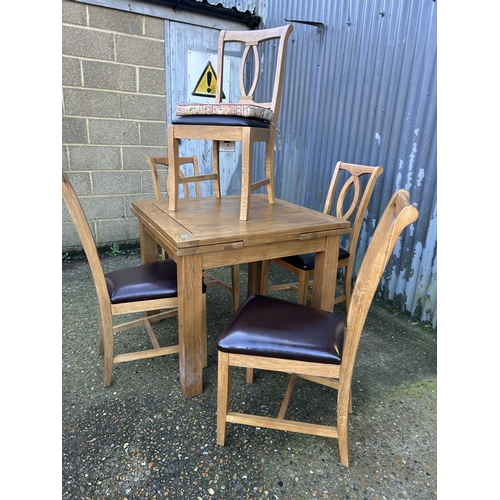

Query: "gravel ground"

xmin=62 ymin=249 xmax=437 ymax=499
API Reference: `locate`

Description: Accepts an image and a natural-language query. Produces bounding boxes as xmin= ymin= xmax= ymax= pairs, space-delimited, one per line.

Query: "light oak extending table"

xmin=130 ymin=194 xmax=350 ymax=398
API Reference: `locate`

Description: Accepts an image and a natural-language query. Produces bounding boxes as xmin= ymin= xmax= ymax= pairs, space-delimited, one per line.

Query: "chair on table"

xmin=62 ymin=171 xmax=207 ymax=387
xmin=261 ymin=161 xmax=384 ymax=311
xmin=168 ymin=24 xmax=293 ymax=221
xmin=216 ymin=189 xmax=418 ymax=467
xmin=148 ymin=155 xmax=241 ymax=311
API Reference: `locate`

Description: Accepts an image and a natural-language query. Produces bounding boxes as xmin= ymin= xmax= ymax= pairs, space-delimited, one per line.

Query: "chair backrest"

xmin=323 ymin=161 xmax=384 ymax=256
xmin=62 ymin=171 xmax=110 ymax=310
xmin=148 ymin=156 xmax=209 ymax=200
xmin=340 ymin=189 xmax=419 ymax=383
xmin=215 ymin=24 xmax=293 ymax=125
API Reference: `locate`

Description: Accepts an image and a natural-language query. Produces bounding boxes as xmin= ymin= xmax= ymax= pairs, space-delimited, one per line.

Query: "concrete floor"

xmin=62 ymin=250 xmax=437 ymax=499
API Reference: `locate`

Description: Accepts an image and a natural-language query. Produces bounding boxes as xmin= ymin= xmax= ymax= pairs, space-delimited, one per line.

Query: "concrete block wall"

xmin=62 ymin=0 xmax=168 ymax=251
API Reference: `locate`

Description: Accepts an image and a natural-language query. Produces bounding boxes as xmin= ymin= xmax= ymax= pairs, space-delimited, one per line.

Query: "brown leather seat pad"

xmin=217 ymin=294 xmax=344 ymax=364
xmin=105 ymin=259 xmax=206 ymax=304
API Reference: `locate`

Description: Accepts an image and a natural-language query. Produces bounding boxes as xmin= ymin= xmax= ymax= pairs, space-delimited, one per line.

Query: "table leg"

xmin=139 ymin=222 xmax=159 ymax=264
xmin=312 ymin=234 xmax=340 ymax=311
xmin=177 ymin=253 xmax=204 ymax=397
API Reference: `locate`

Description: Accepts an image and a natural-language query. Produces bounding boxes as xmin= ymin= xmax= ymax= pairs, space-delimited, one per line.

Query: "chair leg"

xmin=296 ymin=269 xmax=311 ymax=304
xmin=337 ymin=384 xmax=351 ymax=467
xmin=202 ymin=294 xmax=208 ymax=368
xmin=246 ymin=367 xmax=254 ymax=383
xmin=344 ymin=263 xmax=352 ymax=312
xmin=231 ymin=264 xmax=240 ymax=311
xmin=98 ymin=310 xmax=105 ymax=355
xmin=277 ymin=373 xmax=297 ymax=419
xmin=264 ymin=139 xmax=275 ymax=205
xmin=217 ymin=351 xmax=231 ymax=445
xmin=101 ymin=309 xmax=114 ymax=387
xmin=239 ymin=129 xmax=253 ymax=221
xmin=212 ymin=140 xmax=221 ymax=199
xmin=167 ymin=128 xmax=180 ymax=211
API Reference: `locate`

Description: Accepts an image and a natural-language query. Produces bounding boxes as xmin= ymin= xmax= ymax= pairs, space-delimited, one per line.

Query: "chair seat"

xmin=217 ymin=294 xmax=345 ymax=364
xmin=105 ymin=259 xmax=206 ymax=304
xmin=176 ymin=103 xmax=274 ymax=122
xmin=172 ymin=115 xmax=270 ymax=128
xmin=281 ymin=248 xmax=350 ymax=271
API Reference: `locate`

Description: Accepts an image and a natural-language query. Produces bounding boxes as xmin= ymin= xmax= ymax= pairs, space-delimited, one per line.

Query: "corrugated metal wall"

xmin=258 ymin=0 xmax=437 ymax=327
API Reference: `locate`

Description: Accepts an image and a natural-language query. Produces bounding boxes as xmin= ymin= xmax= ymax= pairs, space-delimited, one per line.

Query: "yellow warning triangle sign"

xmin=191 ymin=61 xmax=225 ymax=99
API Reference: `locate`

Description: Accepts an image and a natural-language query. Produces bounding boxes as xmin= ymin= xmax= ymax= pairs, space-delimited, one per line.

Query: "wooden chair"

xmin=261 ymin=162 xmax=384 ymax=311
xmin=168 ymin=24 xmax=293 ymax=221
xmin=62 ymin=171 xmax=207 ymax=387
xmin=148 ymin=156 xmax=241 ymax=311
xmin=216 ymin=189 xmax=418 ymax=466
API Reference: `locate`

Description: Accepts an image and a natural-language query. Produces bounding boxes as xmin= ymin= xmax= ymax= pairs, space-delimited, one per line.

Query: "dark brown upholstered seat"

xmin=280 ymin=247 xmax=350 ymax=272
xmin=105 ymin=259 xmax=206 ymax=304
xmin=218 ymin=294 xmax=344 ymax=364
xmin=172 ymin=116 xmax=270 ymax=128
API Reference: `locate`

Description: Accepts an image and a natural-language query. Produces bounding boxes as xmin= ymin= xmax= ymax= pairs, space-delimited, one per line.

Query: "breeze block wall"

xmin=62 ymin=0 xmax=168 ymax=251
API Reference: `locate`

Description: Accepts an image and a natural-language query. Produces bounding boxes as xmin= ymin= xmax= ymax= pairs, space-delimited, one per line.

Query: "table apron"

xmin=202 ymin=238 xmax=332 ymax=268
xmin=139 ymin=223 xmax=347 ymax=268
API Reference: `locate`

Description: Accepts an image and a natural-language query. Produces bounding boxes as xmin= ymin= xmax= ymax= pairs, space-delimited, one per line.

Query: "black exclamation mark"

xmin=207 ymin=71 xmax=212 ymax=94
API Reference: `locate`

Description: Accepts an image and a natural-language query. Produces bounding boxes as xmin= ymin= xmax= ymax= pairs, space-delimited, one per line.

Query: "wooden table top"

xmin=131 ymin=194 xmax=350 ymax=253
